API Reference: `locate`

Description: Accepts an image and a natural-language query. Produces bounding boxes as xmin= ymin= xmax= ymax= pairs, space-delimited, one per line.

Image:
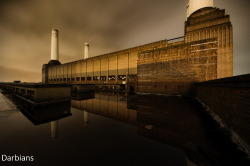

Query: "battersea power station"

xmin=42 ymin=0 xmax=233 ymax=95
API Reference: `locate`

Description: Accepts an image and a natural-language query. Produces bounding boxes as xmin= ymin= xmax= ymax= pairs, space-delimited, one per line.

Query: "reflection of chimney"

xmin=84 ymin=43 xmax=89 ymax=59
xmin=84 ymin=110 xmax=88 ymax=126
xmin=51 ymin=121 xmax=58 ymax=138
xmin=51 ymin=29 xmax=59 ymax=61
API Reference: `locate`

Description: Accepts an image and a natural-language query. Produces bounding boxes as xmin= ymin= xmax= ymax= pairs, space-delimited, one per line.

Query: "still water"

xmin=0 ymin=91 xmax=249 ymax=166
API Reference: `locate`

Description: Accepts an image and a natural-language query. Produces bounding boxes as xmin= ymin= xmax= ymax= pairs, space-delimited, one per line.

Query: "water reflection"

xmin=11 ymin=95 xmax=71 ymax=139
xmin=14 ymin=100 xmax=71 ymax=125
xmin=71 ymin=92 xmax=250 ymax=166
xmin=2 ymin=91 xmax=249 ymax=165
xmin=84 ymin=110 xmax=88 ymax=126
xmin=51 ymin=121 xmax=58 ymax=138
xmin=71 ymin=92 xmax=137 ymax=125
xmin=71 ymin=92 xmax=95 ymax=101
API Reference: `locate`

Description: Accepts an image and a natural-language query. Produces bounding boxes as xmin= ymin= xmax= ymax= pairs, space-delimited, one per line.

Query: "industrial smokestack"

xmin=84 ymin=43 xmax=89 ymax=59
xmin=187 ymin=0 xmax=213 ymax=19
xmin=51 ymin=29 xmax=59 ymax=61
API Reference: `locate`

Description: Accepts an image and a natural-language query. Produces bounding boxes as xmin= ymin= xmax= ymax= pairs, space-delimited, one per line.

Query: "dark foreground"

xmin=0 ymin=91 xmax=249 ymax=166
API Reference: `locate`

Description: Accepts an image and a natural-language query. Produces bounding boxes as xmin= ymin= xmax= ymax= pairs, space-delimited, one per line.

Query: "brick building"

xmin=42 ymin=2 xmax=233 ymax=95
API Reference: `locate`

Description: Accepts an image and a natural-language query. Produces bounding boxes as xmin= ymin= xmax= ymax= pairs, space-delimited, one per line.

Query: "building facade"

xmin=42 ymin=3 xmax=233 ymax=95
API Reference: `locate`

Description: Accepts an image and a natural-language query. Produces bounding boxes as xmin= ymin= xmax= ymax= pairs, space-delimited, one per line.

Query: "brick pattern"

xmin=185 ymin=7 xmax=233 ymax=79
xmin=196 ymin=74 xmax=250 ymax=147
xmin=137 ymin=39 xmax=217 ymax=95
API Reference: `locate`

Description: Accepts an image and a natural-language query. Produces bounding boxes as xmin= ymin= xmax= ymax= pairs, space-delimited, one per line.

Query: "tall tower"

xmin=84 ymin=43 xmax=89 ymax=59
xmin=51 ymin=29 xmax=59 ymax=61
xmin=185 ymin=0 xmax=233 ymax=79
xmin=42 ymin=29 xmax=61 ymax=83
xmin=187 ymin=0 xmax=213 ymax=19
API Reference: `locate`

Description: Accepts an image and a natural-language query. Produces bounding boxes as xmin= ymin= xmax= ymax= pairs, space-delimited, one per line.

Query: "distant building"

xmin=42 ymin=0 xmax=233 ymax=95
xmin=13 ymin=80 xmax=21 ymax=83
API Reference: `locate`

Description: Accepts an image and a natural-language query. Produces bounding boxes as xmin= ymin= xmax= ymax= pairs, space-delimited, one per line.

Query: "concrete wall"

xmin=196 ymin=74 xmax=250 ymax=150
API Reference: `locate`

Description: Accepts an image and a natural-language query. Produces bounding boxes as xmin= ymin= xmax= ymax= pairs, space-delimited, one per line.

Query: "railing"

xmin=167 ymin=36 xmax=185 ymax=44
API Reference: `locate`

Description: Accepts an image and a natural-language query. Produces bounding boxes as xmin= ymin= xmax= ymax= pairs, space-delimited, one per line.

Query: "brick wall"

xmin=137 ymin=39 xmax=218 ymax=95
xmin=196 ymin=74 xmax=250 ymax=148
xmin=185 ymin=7 xmax=233 ymax=79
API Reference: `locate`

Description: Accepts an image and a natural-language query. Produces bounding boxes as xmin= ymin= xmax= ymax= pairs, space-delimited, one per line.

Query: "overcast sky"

xmin=0 ymin=0 xmax=249 ymax=82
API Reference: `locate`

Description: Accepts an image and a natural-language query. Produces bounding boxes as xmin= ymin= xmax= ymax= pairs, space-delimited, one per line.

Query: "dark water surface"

xmin=0 ymin=92 xmax=249 ymax=166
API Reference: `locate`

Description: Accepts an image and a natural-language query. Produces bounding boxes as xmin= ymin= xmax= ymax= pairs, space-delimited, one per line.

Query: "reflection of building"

xmin=133 ymin=95 xmax=248 ymax=166
xmin=16 ymin=101 xmax=71 ymax=125
xmin=135 ymin=95 xmax=205 ymax=145
xmin=71 ymin=93 xmax=137 ymax=124
xmin=42 ymin=0 xmax=233 ymax=95
xmin=71 ymin=92 xmax=249 ymax=165
xmin=71 ymin=91 xmax=95 ymax=101
xmin=13 ymin=95 xmax=71 ymax=138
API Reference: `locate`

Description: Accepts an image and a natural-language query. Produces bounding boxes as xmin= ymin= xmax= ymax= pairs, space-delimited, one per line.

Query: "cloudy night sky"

xmin=0 ymin=0 xmax=249 ymax=82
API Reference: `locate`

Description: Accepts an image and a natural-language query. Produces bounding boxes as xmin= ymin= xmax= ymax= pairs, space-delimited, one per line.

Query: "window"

xmin=93 ymin=76 xmax=99 ymax=80
xmin=100 ymin=76 xmax=106 ymax=81
xmin=108 ymin=75 xmax=116 ymax=80
xmin=76 ymin=77 xmax=80 ymax=81
xmin=27 ymin=90 xmax=35 ymax=100
xmin=118 ymin=75 xmax=126 ymax=80
xmin=87 ymin=77 xmax=91 ymax=81
xmin=81 ymin=77 xmax=85 ymax=81
xmin=20 ymin=89 xmax=25 ymax=96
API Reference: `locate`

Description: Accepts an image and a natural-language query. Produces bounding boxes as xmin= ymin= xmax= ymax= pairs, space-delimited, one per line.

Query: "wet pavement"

xmin=0 ymin=90 xmax=16 ymax=112
xmin=0 ymin=91 xmax=249 ymax=166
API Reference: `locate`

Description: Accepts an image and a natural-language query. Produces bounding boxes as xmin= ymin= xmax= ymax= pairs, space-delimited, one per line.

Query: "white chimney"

xmin=84 ymin=43 xmax=89 ymax=59
xmin=51 ymin=29 xmax=59 ymax=60
xmin=187 ymin=0 xmax=214 ymax=19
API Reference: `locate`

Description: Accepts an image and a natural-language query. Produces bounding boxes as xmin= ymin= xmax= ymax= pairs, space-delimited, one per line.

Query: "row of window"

xmin=12 ymin=88 xmax=35 ymax=100
xmin=49 ymin=75 xmax=127 ymax=82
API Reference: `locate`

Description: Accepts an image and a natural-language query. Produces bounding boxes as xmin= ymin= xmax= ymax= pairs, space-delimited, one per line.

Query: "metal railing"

xmin=167 ymin=36 xmax=185 ymax=44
